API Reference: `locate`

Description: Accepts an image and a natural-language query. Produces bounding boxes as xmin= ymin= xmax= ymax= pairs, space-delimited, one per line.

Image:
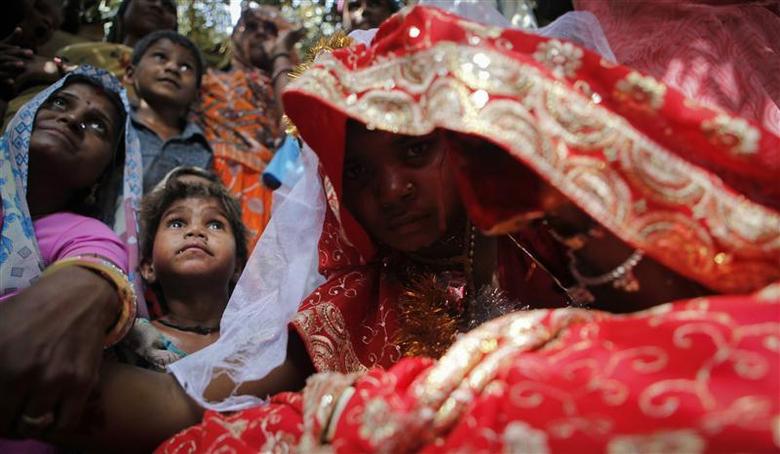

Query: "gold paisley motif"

xmin=709 ymin=198 xmax=780 ymax=255
xmin=634 ymin=211 xmax=717 ymax=282
xmin=702 ymin=114 xmax=760 ymax=156
xmin=620 ymin=142 xmax=706 ymax=205
xmin=561 ymin=156 xmax=633 ymax=226
xmin=355 ymin=89 xmax=420 ymax=135
xmin=293 ymin=302 xmax=366 ymax=373
xmin=613 ymin=71 xmax=667 ymax=113
xmin=542 ymin=87 xmax=616 ymax=149
xmin=533 ymin=39 xmax=584 ymax=79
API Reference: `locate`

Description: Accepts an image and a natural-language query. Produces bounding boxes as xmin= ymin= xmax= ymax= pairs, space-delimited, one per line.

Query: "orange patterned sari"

xmin=197 ymin=68 xmax=280 ymax=248
xmin=158 ymin=5 xmax=780 ymax=452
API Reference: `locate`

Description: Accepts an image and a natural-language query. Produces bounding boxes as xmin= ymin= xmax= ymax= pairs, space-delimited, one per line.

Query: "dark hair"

xmin=140 ymin=178 xmax=249 ymax=275
xmin=56 ymin=75 xmax=127 ymax=225
xmin=131 ymin=30 xmax=205 ymax=87
xmin=107 ymin=0 xmax=178 ymax=43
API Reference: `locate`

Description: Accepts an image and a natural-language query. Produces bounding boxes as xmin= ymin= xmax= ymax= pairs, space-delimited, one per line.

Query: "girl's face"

xmin=343 ymin=123 xmax=465 ymax=253
xmin=29 ymin=82 xmax=123 ymax=192
xmin=148 ymin=196 xmax=239 ymax=288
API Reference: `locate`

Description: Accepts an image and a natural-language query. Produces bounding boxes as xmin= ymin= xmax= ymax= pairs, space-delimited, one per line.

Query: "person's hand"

xmin=12 ymin=54 xmax=63 ymax=92
xmin=0 ymin=266 xmax=120 ymax=438
xmin=0 ymin=28 xmax=34 ymax=96
xmin=123 ymin=319 xmax=184 ymax=370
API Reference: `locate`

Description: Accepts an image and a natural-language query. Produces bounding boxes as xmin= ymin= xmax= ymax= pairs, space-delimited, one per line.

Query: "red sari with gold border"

xmin=158 ymin=5 xmax=780 ymax=453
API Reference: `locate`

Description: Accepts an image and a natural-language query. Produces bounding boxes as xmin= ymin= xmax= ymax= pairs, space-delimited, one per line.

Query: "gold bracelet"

xmin=41 ymin=256 xmax=137 ymax=348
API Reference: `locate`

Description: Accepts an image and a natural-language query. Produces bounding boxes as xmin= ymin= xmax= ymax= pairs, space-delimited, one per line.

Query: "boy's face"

xmin=148 ymin=196 xmax=238 ymax=288
xmin=342 ymin=123 xmax=465 ymax=253
xmin=128 ymin=38 xmax=198 ymax=110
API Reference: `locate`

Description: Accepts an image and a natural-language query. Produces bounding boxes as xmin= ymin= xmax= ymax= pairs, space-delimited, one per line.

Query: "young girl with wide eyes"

xmin=0 ymin=67 xmax=140 ymax=446
xmin=129 ymin=177 xmax=248 ymax=365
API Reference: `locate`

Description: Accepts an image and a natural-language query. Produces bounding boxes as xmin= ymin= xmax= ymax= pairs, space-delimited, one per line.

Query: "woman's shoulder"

xmin=35 ymin=212 xmax=128 ymax=271
xmin=35 ymin=212 xmax=115 ymax=234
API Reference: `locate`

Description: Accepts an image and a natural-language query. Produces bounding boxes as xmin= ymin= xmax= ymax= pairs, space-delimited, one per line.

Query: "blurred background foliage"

xmin=69 ymin=1 xmax=568 ymax=66
xmin=75 ymin=0 xmax=346 ymax=66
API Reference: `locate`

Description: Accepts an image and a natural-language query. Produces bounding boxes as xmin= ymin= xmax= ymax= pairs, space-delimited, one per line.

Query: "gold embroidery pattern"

xmin=503 ymin=421 xmax=551 ymax=454
xmin=287 ymin=42 xmax=780 ymax=294
xmin=613 ymin=71 xmax=667 ymax=112
xmin=358 ymin=398 xmax=400 ymax=447
xmin=533 ymin=39 xmax=584 ymax=79
xmin=607 ymin=430 xmax=706 ymax=454
xmin=293 ymin=299 xmax=366 ymax=373
xmin=756 ymin=283 xmax=780 ymax=303
xmin=702 ymin=114 xmax=760 ymax=156
xmin=410 ymin=311 xmax=566 ymax=439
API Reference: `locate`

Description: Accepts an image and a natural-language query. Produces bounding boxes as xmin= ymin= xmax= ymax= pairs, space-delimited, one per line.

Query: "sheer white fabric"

xmin=419 ymin=0 xmax=615 ymax=61
xmin=536 ymin=10 xmax=616 ymax=62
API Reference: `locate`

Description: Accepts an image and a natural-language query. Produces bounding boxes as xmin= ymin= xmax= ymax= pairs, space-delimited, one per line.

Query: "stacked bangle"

xmin=272 ymin=66 xmax=293 ymax=84
xmin=41 ymin=255 xmax=137 ymax=348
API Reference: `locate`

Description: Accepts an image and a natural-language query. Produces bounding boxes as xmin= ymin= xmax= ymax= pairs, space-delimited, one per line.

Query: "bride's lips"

xmin=388 ymin=213 xmax=430 ymax=233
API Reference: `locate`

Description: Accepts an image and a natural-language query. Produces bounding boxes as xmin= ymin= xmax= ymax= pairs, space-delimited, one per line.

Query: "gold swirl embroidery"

xmin=702 ymin=114 xmax=760 ymax=156
xmin=613 ymin=71 xmax=667 ymax=113
xmin=533 ymin=39 xmax=583 ymax=79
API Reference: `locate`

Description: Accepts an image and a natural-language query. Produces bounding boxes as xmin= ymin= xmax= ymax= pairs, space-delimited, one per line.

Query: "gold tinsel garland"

xmin=395 ymin=273 xmax=463 ymax=359
xmin=395 ymin=272 xmax=522 ymax=359
xmin=282 ymin=32 xmax=354 ymax=138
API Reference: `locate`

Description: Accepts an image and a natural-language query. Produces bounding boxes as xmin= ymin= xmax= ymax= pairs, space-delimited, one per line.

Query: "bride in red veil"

xmin=157 ymin=4 xmax=780 ymax=453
